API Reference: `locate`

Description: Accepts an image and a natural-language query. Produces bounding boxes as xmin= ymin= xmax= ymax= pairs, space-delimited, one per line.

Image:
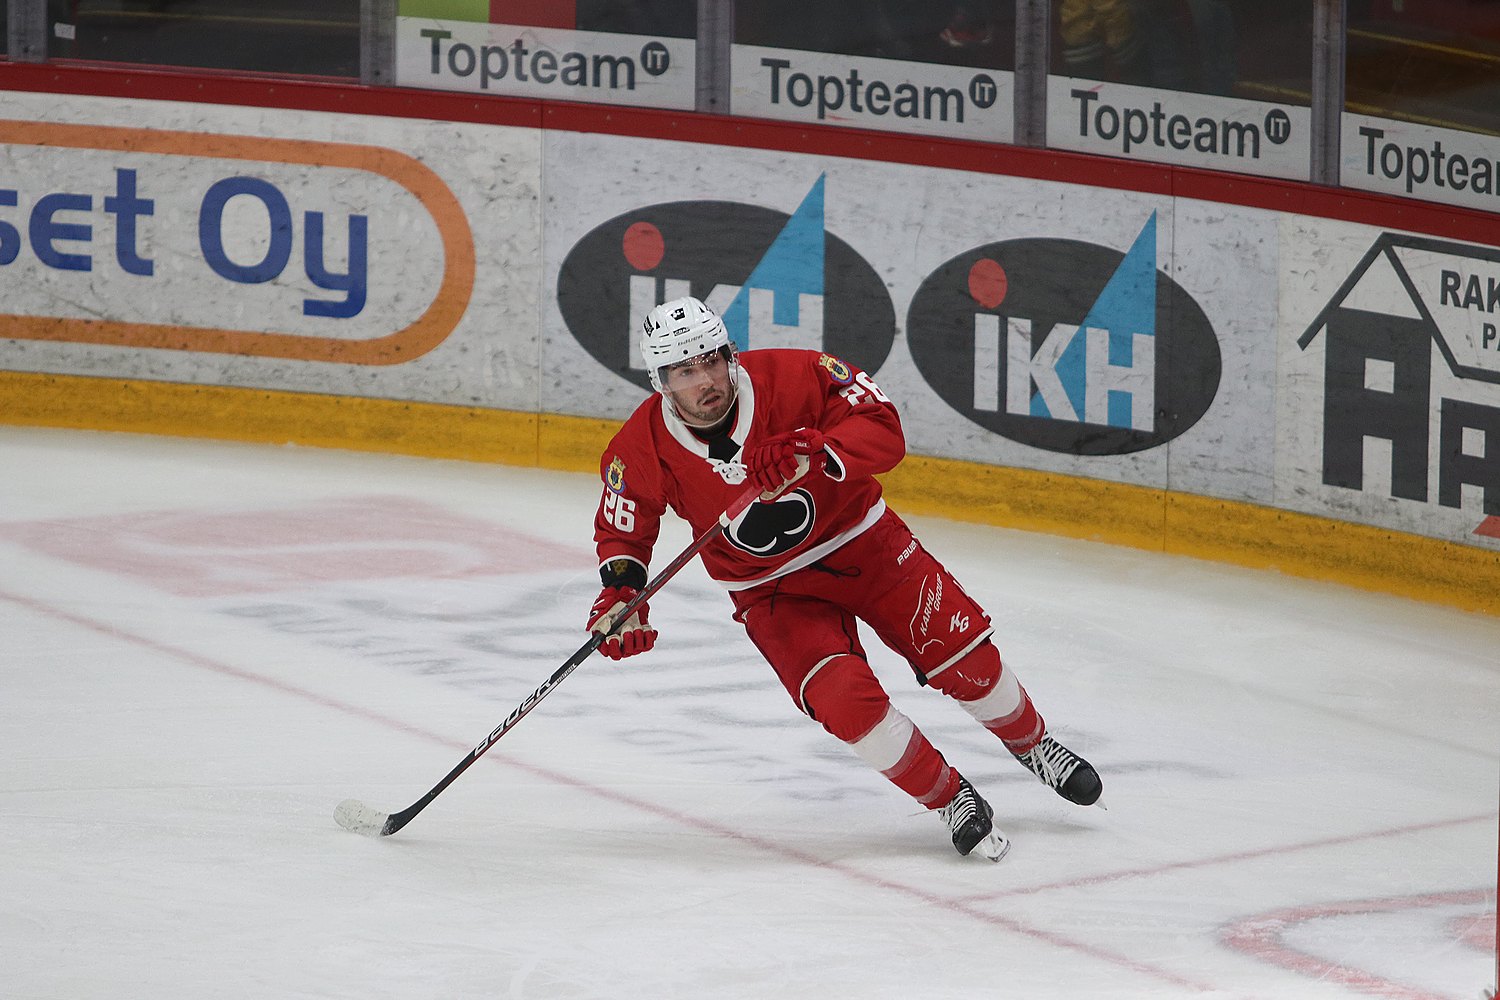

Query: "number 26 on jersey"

xmin=603 ymin=490 xmax=637 ymax=532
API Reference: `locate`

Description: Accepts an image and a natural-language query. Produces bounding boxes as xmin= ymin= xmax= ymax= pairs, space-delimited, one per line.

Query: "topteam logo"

xmin=557 ymin=175 xmax=896 ymax=391
xmin=906 ymin=212 xmax=1220 ymax=455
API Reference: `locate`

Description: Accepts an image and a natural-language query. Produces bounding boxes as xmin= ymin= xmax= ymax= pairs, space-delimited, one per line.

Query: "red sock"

xmin=806 ymin=657 xmax=961 ymax=808
xmin=848 ymin=705 xmax=960 ymax=807
xmin=931 ymin=642 xmax=1045 ymax=755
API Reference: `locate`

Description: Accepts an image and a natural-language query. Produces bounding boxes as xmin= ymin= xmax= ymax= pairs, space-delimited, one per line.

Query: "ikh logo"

xmin=558 ymin=175 xmax=896 ymax=392
xmin=906 ymin=213 xmax=1220 ymax=454
xmin=1298 ymin=233 xmax=1500 ymax=538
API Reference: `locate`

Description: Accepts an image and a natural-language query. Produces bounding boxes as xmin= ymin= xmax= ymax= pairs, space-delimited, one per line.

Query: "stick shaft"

xmin=371 ymin=481 xmax=765 ymax=836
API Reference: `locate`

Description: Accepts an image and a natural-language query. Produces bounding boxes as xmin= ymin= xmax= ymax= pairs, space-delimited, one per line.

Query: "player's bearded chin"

xmin=677 ymin=385 xmax=724 ymax=424
xmin=668 ymin=368 xmax=731 ymax=426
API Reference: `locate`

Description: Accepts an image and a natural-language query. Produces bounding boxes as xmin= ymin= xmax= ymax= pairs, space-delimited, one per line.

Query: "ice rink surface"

xmin=2 ymin=426 xmax=1496 ymax=1000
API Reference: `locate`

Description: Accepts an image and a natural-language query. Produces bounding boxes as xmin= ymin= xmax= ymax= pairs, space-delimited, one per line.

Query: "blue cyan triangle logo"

xmin=1033 ymin=211 xmax=1158 ymax=427
xmin=721 ymin=175 xmax=826 ymax=351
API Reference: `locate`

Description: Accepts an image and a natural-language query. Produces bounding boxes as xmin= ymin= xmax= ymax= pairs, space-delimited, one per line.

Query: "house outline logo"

xmin=1298 ymin=232 xmax=1500 ymax=385
xmin=1297 ymin=231 xmax=1500 ymax=539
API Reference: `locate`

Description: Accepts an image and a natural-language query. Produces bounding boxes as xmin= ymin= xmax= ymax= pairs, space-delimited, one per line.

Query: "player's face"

xmin=663 ymin=350 xmax=734 ymax=426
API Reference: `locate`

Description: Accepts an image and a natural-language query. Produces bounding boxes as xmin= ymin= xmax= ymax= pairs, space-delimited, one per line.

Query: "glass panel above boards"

xmin=1341 ymin=0 xmax=1500 ymax=213
xmin=1046 ymin=0 xmax=1313 ymax=180
xmin=47 ymin=0 xmax=360 ymax=78
xmin=1347 ymin=0 xmax=1500 ymax=137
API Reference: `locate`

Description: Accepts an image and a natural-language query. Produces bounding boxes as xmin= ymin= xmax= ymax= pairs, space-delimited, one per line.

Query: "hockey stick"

xmin=334 ymin=474 xmax=784 ymax=838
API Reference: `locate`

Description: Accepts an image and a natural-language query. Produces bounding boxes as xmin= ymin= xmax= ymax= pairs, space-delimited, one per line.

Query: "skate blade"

xmin=974 ymin=831 xmax=1012 ymax=863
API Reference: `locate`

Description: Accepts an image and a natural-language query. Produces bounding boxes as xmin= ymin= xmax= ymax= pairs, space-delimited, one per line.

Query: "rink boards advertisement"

xmin=1046 ymin=76 xmax=1309 ymax=181
xmin=731 ymin=45 xmax=1014 ymax=144
xmin=0 ymin=90 xmax=543 ymax=409
xmin=1280 ymin=217 xmax=1500 ymax=548
xmin=1342 ymin=112 xmax=1500 ymax=217
xmin=541 ymin=131 xmax=1276 ymax=507
xmin=395 ymin=16 xmax=695 ymax=109
xmin=0 ymin=89 xmax=1495 ymax=580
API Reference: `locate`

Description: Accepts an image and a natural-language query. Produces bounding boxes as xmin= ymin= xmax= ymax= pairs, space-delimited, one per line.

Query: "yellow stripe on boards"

xmin=883 ymin=456 xmax=1168 ymax=552
xmin=1165 ymin=492 xmax=1500 ymax=616
xmin=0 ymin=370 xmax=540 ymax=465
xmin=2 ymin=369 xmax=1496 ymax=616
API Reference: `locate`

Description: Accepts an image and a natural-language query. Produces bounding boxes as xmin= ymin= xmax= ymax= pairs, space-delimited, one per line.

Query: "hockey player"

xmin=587 ymin=296 xmax=1101 ymax=860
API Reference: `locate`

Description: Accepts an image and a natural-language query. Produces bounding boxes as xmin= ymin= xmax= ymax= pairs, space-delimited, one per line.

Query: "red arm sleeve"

xmin=593 ymin=418 xmax=667 ymax=583
xmin=812 ymin=355 xmax=905 ymax=482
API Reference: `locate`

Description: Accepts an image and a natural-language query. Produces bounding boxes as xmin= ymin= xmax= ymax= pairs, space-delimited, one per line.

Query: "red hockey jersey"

xmin=594 ymin=349 xmax=905 ymax=590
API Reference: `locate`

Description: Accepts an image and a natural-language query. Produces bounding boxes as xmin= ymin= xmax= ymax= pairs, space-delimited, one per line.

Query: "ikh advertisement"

xmin=544 ymin=136 xmax=1275 ymax=505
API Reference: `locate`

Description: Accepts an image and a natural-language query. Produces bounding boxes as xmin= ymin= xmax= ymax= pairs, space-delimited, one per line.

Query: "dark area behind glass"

xmin=1347 ymin=0 xmax=1500 ymax=136
xmin=1049 ymin=0 xmax=1310 ymax=106
xmin=47 ymin=0 xmax=359 ymax=78
xmin=735 ymin=1 xmax=1016 ymax=71
xmin=492 ymin=0 xmax=696 ymax=36
xmin=25 ymin=0 xmax=1500 ymax=140
xmin=575 ymin=0 xmax=697 ymax=37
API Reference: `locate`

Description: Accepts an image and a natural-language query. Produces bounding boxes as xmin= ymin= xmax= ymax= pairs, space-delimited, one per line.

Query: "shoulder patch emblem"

xmin=818 ymin=354 xmax=854 ymax=385
xmin=605 ymin=455 xmax=627 ymax=494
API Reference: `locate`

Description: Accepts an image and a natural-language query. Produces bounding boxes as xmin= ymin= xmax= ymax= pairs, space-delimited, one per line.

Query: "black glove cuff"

xmin=600 ymin=558 xmax=648 ymax=589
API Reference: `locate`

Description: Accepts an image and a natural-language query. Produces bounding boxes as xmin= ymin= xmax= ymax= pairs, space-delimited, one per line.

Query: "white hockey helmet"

xmin=641 ymin=296 xmax=738 ymax=393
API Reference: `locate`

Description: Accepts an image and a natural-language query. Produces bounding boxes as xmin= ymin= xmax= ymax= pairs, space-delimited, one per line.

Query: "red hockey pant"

xmin=730 ymin=510 xmax=1044 ymax=809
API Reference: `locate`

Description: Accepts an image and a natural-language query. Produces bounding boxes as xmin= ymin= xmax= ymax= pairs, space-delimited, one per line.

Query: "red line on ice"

xmin=2 ymin=586 xmax=1224 ymax=995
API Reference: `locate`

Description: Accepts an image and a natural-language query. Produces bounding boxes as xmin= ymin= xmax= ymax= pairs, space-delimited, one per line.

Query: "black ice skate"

xmin=937 ymin=776 xmax=1011 ymax=862
xmin=1014 ymin=734 xmax=1102 ymax=806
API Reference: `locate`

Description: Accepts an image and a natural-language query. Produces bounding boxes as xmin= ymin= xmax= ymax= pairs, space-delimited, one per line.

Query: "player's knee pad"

xmin=930 ymin=640 xmax=1024 ymax=724
xmin=800 ymin=653 xmax=891 ymax=744
xmin=928 ymin=639 xmax=1001 ymax=699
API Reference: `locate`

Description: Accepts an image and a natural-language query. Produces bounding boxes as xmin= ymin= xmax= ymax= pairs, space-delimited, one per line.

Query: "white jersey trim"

xmin=821 ymin=441 xmax=848 ymax=481
xmin=660 ymin=364 xmax=757 ymax=458
xmin=797 ymin=653 xmax=842 ymax=716
xmin=715 ymin=499 xmax=886 ymax=592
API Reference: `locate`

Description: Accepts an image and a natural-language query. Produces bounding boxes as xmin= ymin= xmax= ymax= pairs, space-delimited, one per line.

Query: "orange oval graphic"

xmin=0 ymin=120 xmax=475 ymax=366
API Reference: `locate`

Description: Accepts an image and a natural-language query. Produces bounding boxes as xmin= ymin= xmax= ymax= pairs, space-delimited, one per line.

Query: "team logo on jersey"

xmin=725 ymin=489 xmax=815 ymax=557
xmin=818 ymin=354 xmax=854 ymax=385
xmin=605 ymin=456 xmax=627 ymax=494
xmin=709 ymin=458 xmax=748 ymax=485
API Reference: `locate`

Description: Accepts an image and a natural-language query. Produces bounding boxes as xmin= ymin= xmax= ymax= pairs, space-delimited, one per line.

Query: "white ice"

xmin=1 ymin=426 xmax=1496 ymax=1000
